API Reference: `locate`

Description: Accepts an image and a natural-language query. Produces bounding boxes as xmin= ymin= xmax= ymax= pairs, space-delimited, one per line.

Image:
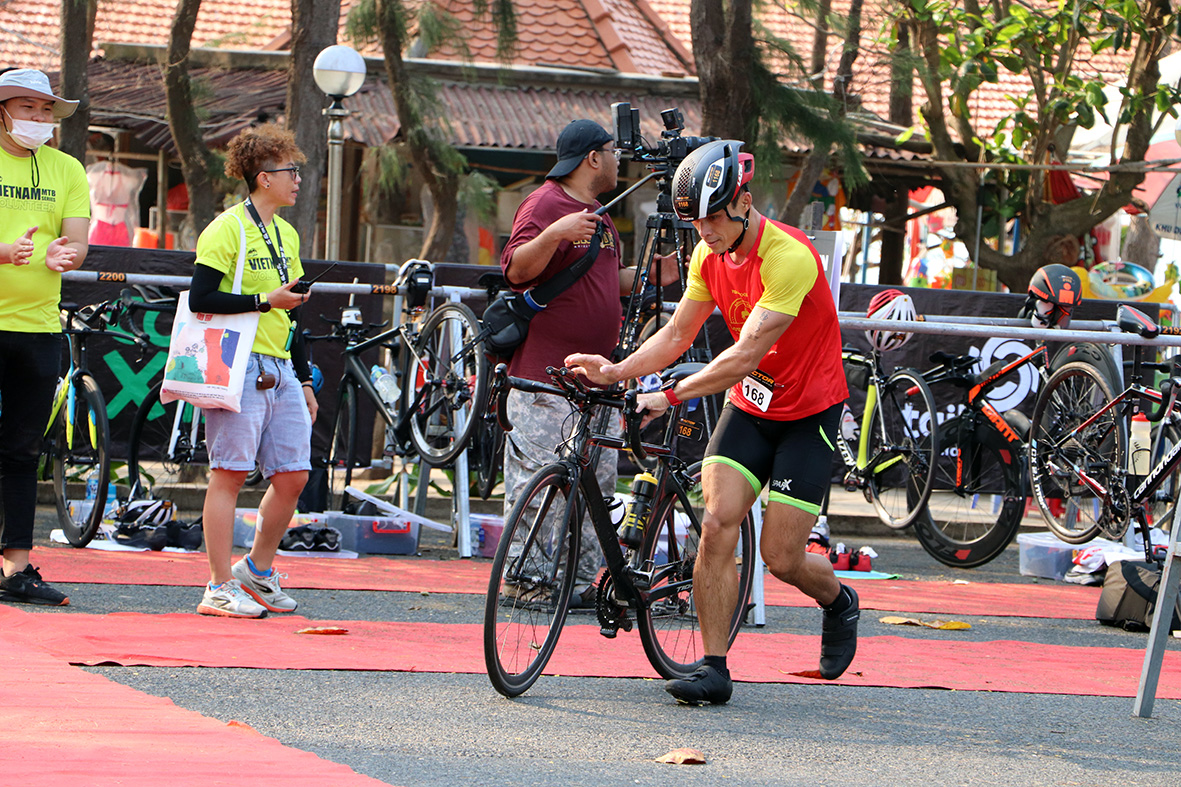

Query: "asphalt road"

xmin=24 ymin=506 xmax=1181 ymax=787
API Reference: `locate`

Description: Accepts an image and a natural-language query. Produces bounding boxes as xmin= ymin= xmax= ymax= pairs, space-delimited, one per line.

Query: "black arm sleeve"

xmin=288 ymin=305 xmax=312 ymax=383
xmin=188 ymin=263 xmax=257 ymax=314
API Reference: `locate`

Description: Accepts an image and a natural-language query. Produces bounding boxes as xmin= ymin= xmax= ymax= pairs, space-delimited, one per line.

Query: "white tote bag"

xmin=159 ymin=214 xmax=260 ymax=412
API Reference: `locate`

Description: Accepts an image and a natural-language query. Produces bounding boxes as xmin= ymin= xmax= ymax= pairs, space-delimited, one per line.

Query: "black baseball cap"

xmin=546 ymin=119 xmax=614 ymax=179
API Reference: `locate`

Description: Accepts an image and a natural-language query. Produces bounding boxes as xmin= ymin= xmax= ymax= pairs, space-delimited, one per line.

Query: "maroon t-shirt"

xmin=500 ymin=180 xmax=623 ymax=382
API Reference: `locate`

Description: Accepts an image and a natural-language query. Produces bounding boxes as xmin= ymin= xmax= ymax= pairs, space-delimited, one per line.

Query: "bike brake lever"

xmin=493 ymin=364 xmax=513 ymax=433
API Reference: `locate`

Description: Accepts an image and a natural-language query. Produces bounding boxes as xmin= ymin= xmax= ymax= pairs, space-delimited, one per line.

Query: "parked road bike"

xmin=831 ymin=348 xmax=939 ymax=529
xmin=49 ymin=289 xmax=166 ymax=546
xmin=1028 ymin=304 xmax=1181 ymax=558
xmin=309 ymin=261 xmax=488 ymax=509
xmin=482 ymin=362 xmax=755 ymax=698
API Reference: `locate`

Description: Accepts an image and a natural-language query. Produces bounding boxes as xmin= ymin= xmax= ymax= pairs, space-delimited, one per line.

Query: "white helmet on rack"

xmin=864 ymin=289 xmax=917 ymax=352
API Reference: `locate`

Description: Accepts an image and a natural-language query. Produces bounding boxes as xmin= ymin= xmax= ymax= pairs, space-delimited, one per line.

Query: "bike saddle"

xmin=1117 ymin=304 xmax=1159 ymax=339
xmin=396 ymin=259 xmax=434 ymax=308
xmin=664 ymin=361 xmax=706 ymax=383
xmin=929 ymin=350 xmax=975 ymax=369
xmin=478 ymin=271 xmax=507 ymax=293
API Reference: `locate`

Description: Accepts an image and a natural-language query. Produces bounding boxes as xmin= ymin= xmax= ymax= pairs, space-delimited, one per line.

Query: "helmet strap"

xmin=725 ymin=206 xmax=751 ymax=254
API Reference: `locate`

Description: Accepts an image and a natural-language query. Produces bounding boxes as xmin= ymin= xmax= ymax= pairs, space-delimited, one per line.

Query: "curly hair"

xmin=224 ymin=124 xmax=307 ymax=192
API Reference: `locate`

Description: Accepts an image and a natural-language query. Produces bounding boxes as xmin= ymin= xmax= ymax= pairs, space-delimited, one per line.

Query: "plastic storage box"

xmin=327 ymin=511 xmax=421 ymax=555
xmin=470 ymin=513 xmax=505 ymax=559
xmin=232 ymin=509 xmax=329 ymax=548
xmin=1017 ymin=531 xmax=1077 ymax=580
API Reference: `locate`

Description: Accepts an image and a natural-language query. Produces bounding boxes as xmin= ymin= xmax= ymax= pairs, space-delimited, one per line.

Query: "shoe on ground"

xmin=819 ymin=585 xmax=859 ymax=679
xmin=312 ymin=526 xmax=341 ymax=552
xmin=279 ymin=525 xmax=316 ymax=551
xmin=0 ymin=565 xmax=69 ymax=606
xmin=665 ymin=664 xmax=733 ymax=706
xmin=197 ymin=579 xmax=268 ymax=618
xmin=232 ymin=558 xmax=298 ymax=613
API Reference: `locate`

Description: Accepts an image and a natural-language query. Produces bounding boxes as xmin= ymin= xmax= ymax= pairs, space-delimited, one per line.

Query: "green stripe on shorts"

xmin=768 ymin=491 xmax=821 ymax=516
xmin=702 ymin=455 xmax=762 ymax=495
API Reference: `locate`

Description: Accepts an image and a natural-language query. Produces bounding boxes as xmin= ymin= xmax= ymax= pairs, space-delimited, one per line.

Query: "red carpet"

xmin=0 ymin=633 xmax=394 ymax=786
xmin=4 ymin=606 xmax=1176 ymax=699
xmin=35 ymin=546 xmax=1102 ymax=619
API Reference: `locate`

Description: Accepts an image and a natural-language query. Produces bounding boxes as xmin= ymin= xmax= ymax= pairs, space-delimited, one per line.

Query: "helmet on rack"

xmin=1026 ymin=263 xmax=1081 ymax=329
xmin=864 ymin=289 xmax=917 ymax=352
xmin=671 ymin=139 xmax=755 ymax=221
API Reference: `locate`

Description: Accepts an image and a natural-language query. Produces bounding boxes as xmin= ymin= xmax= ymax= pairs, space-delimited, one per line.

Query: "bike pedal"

xmin=599 ymin=627 xmax=618 ymax=639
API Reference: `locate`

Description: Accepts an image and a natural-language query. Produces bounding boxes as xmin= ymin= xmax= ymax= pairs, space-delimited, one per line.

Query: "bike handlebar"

xmin=489 ymin=364 xmax=653 ymax=458
xmin=1147 ymin=377 xmax=1181 ymax=422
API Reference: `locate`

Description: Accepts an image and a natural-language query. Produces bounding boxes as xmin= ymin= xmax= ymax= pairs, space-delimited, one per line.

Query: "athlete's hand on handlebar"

xmin=635 ymin=391 xmax=669 ymax=428
xmin=563 ymin=353 xmax=622 ymax=386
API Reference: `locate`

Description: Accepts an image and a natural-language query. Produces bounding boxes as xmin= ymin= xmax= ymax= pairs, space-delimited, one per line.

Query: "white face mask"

xmin=3 ymin=108 xmax=56 ymax=150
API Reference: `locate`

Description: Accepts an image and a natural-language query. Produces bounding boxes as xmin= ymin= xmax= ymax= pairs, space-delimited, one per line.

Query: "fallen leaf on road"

xmin=880 ymin=615 xmax=971 ymax=630
xmin=295 ymin=626 xmax=350 ymax=635
xmin=656 ymin=748 xmax=706 ymax=765
xmin=227 ymin=720 xmax=260 ymax=734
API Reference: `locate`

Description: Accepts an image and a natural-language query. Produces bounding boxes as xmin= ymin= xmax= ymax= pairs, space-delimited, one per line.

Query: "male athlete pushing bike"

xmin=566 ymin=140 xmax=856 ymax=705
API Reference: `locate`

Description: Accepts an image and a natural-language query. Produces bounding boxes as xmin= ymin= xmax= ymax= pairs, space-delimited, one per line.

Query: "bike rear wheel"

xmin=866 ymin=368 xmax=939 ymax=529
xmin=636 ymin=461 xmax=755 ymax=680
xmin=327 ymin=381 xmax=359 ymax=510
xmin=1146 ymin=422 xmax=1181 ymax=534
xmin=52 ymin=374 xmax=111 ymax=547
xmin=912 ymin=414 xmax=1025 ymax=568
xmin=471 ymin=411 xmax=504 ymax=500
xmin=127 ymin=380 xmax=208 ymax=500
xmin=1029 ymin=361 xmax=1124 ymax=544
xmin=483 ymin=462 xmax=580 ymax=698
xmin=406 ymin=302 xmax=488 ymax=466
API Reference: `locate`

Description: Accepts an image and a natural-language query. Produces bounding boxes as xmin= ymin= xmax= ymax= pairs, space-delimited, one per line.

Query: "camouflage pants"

xmin=502 ymin=389 xmax=619 ymax=591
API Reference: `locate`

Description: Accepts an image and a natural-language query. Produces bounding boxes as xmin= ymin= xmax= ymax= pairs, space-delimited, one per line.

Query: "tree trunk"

xmin=58 ymin=0 xmax=97 ymax=162
xmin=165 ymin=0 xmax=217 ymax=234
xmin=375 ymin=0 xmax=460 ymax=261
xmin=286 ymin=0 xmax=342 ymax=256
xmin=690 ymin=0 xmax=753 ymax=140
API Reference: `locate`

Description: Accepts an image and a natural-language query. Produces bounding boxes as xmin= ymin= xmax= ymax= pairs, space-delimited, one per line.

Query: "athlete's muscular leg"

xmin=696 ymin=461 xmax=760 ymax=656
xmin=759 ymin=501 xmax=840 ymax=606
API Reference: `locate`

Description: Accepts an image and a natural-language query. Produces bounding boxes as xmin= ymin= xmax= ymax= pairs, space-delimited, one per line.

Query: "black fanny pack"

xmin=483 ymin=224 xmax=604 ymax=358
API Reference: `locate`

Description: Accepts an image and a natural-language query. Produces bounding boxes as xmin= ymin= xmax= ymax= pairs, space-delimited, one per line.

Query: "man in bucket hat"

xmin=497 ymin=119 xmax=681 ymax=608
xmin=0 ymin=68 xmax=89 ymax=606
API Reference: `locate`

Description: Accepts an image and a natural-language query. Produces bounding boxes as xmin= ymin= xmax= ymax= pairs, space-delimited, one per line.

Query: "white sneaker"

xmin=232 ymin=558 xmax=298 ymax=613
xmin=197 ymin=579 xmax=268 ymax=618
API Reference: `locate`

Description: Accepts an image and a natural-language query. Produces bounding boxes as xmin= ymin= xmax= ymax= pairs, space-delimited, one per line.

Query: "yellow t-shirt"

xmin=194 ymin=202 xmax=304 ymax=358
xmin=0 ymin=145 xmax=90 ymax=333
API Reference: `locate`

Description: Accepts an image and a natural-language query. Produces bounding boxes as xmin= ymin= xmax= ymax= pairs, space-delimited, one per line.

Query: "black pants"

xmin=0 ymin=332 xmax=61 ymax=552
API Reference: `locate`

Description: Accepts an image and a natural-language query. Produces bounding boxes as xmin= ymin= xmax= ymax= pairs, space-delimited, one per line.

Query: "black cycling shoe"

xmin=819 ymin=585 xmax=859 ymax=679
xmin=665 ymin=664 xmax=733 ymax=705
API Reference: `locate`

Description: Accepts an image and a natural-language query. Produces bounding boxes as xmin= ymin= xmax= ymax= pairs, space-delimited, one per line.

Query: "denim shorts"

xmin=204 ymin=353 xmax=312 ymax=478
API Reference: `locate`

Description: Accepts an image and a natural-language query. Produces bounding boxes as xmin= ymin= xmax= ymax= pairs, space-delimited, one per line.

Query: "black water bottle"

xmin=618 ymin=472 xmax=658 ymax=547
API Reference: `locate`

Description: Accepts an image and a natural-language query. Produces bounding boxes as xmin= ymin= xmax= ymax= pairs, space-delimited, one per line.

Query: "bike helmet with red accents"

xmin=672 ymin=139 xmax=755 ymax=221
xmin=1026 ymin=263 xmax=1081 ymax=329
xmin=865 ymin=289 xmax=918 ymax=352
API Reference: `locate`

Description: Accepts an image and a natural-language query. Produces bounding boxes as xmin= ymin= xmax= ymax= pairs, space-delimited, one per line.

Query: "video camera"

xmin=611 ymin=102 xmax=715 ymax=176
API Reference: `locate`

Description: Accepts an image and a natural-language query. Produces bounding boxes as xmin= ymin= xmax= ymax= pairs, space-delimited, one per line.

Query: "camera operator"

xmin=566 ymin=140 xmax=854 ymax=705
xmin=500 ymin=118 xmax=679 ymax=609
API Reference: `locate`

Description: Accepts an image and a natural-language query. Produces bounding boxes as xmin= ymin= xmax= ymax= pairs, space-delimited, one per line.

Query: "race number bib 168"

xmin=740 ymin=369 xmax=775 ymax=412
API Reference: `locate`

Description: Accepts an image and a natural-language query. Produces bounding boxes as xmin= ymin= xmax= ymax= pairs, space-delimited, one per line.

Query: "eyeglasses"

xmin=590 ymin=148 xmax=622 ymax=161
xmin=262 ymin=166 xmax=301 ymax=177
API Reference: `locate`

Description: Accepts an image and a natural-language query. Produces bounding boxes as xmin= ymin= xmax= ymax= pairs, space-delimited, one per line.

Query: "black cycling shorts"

xmin=703 ymin=401 xmax=841 ymax=515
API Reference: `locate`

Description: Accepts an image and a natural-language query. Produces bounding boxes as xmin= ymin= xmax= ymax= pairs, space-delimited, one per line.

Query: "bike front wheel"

xmin=866 ymin=368 xmax=939 ymax=529
xmin=127 ymin=380 xmax=208 ymax=500
xmin=52 ymin=374 xmax=111 ymax=547
xmin=483 ymin=462 xmax=580 ymax=698
xmin=406 ymin=302 xmax=488 ymax=466
xmin=912 ymin=414 xmax=1025 ymax=568
xmin=636 ymin=461 xmax=755 ymax=680
xmin=471 ymin=411 xmax=504 ymax=501
xmin=1029 ymin=361 xmax=1124 ymax=543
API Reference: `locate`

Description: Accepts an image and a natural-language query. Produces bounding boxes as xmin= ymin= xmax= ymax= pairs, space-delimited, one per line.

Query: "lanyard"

xmin=243 ymin=198 xmax=289 ymax=284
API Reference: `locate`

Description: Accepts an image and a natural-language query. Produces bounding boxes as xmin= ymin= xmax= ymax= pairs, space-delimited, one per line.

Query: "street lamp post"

xmin=313 ymin=45 xmax=366 ymax=262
